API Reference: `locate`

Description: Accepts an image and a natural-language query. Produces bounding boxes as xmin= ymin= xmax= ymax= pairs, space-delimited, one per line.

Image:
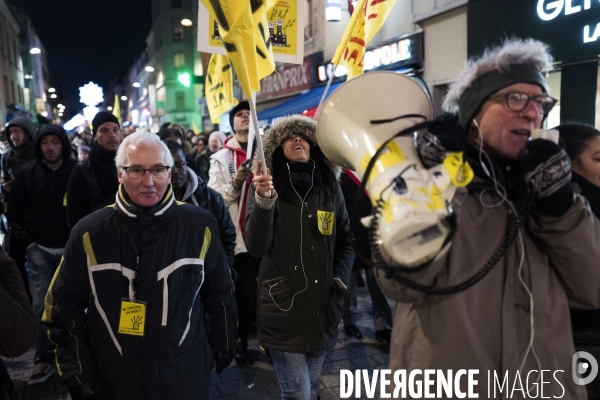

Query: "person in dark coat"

xmin=0 ymin=248 xmax=36 ymax=399
xmin=66 ymin=111 xmax=121 ymax=228
xmin=7 ymin=124 xmax=77 ymax=385
xmin=43 ymin=132 xmax=237 ymax=400
xmin=1 ymin=117 xmax=37 ymax=298
xmin=244 ymin=115 xmax=354 ymax=400
xmin=165 ymin=140 xmax=236 ymax=266
xmin=339 ymin=168 xmax=393 ymax=344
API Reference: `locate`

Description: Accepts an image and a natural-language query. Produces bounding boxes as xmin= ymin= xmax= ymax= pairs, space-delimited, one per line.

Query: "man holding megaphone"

xmin=371 ymin=38 xmax=600 ymax=398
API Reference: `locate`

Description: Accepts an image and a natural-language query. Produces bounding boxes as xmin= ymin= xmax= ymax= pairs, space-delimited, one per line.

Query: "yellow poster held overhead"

xmin=198 ymin=0 xmax=304 ymax=65
xmin=332 ymin=0 xmax=398 ymax=79
xmin=200 ymin=0 xmax=259 ymax=97
xmin=205 ymin=54 xmax=236 ymax=124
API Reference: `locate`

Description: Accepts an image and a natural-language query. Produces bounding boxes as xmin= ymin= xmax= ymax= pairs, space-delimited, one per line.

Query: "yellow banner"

xmin=205 ymin=54 xmax=236 ymax=124
xmin=199 ymin=0 xmax=303 ymax=64
xmin=200 ymin=0 xmax=276 ymax=97
xmin=332 ymin=0 xmax=398 ymax=80
xmin=112 ymin=94 xmax=121 ymax=125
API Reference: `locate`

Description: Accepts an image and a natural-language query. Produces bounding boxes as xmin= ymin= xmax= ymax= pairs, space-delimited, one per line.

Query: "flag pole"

xmin=248 ymin=92 xmax=267 ymax=175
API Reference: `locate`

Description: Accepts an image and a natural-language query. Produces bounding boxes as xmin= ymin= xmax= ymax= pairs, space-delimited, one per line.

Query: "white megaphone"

xmin=317 ymin=71 xmax=469 ymax=268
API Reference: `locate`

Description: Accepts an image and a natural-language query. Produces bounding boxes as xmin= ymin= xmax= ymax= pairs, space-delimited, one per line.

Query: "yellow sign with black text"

xmin=118 ymin=300 xmax=146 ymax=337
xmin=198 ymin=0 xmax=304 ymax=65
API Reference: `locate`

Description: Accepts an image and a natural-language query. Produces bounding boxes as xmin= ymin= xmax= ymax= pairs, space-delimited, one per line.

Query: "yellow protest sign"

xmin=118 ymin=300 xmax=146 ymax=337
xmin=317 ymin=211 xmax=334 ymax=235
xmin=198 ymin=0 xmax=304 ymax=65
xmin=332 ymin=0 xmax=398 ymax=80
xmin=200 ymin=0 xmax=263 ymax=97
xmin=205 ymin=54 xmax=236 ymax=124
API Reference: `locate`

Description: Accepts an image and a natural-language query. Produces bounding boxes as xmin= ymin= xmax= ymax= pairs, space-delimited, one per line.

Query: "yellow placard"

xmin=118 ymin=300 xmax=146 ymax=337
xmin=199 ymin=0 xmax=303 ymax=65
xmin=443 ymin=152 xmax=474 ymax=188
xmin=205 ymin=55 xmax=236 ymax=124
xmin=317 ymin=211 xmax=334 ymax=235
xmin=268 ymin=0 xmax=298 ymax=57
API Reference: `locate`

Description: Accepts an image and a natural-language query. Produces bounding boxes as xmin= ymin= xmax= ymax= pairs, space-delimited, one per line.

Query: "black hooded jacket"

xmin=66 ymin=141 xmax=119 ymax=228
xmin=7 ymin=125 xmax=77 ymax=248
xmin=1 ymin=118 xmax=37 ymax=202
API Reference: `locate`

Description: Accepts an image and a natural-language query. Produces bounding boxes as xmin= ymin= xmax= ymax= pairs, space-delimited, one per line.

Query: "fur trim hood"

xmin=261 ymin=115 xmax=340 ymax=178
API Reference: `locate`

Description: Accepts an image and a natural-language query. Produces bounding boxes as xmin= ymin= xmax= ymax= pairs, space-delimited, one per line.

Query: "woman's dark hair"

xmin=158 ymin=128 xmax=183 ymax=142
xmin=271 ymin=142 xmax=338 ymax=203
xmin=163 ymin=139 xmax=185 ymax=158
xmin=556 ymin=123 xmax=600 ymax=162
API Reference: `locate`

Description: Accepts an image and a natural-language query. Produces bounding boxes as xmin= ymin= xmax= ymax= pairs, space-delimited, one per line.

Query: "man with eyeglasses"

xmin=66 ymin=111 xmax=122 ymax=228
xmin=43 ymin=132 xmax=237 ymax=399
xmin=375 ymin=39 xmax=600 ymax=398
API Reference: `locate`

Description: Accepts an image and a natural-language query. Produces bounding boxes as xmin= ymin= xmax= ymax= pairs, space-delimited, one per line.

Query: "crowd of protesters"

xmin=1 ymin=37 xmax=600 ymax=400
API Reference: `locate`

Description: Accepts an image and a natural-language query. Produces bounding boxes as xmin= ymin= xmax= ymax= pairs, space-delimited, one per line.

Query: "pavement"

xmin=4 ymin=280 xmax=393 ymax=399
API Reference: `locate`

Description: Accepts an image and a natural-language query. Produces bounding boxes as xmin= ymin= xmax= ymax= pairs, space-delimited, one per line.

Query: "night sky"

xmin=23 ymin=0 xmax=152 ymax=117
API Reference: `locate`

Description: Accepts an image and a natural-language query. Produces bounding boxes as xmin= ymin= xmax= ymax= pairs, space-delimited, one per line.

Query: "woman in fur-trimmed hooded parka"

xmin=244 ymin=115 xmax=354 ymax=400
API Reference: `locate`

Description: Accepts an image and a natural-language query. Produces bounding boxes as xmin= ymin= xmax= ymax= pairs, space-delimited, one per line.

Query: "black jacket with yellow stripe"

xmin=42 ymin=184 xmax=237 ymax=399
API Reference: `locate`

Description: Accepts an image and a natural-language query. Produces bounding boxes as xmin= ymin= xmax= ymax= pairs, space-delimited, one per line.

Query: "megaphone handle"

xmin=249 ymin=95 xmax=268 ymax=176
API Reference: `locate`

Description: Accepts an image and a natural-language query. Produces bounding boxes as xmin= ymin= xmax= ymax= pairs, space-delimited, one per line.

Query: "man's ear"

xmin=117 ymin=167 xmax=124 ymax=184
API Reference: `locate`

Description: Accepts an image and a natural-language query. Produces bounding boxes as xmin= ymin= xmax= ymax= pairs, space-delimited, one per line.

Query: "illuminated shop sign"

xmin=537 ymin=0 xmax=600 ymax=43
xmin=316 ymin=33 xmax=422 ymax=83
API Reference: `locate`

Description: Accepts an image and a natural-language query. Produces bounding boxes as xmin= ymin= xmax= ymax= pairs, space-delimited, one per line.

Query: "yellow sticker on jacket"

xmin=118 ymin=300 xmax=146 ymax=336
xmin=317 ymin=211 xmax=334 ymax=235
xmin=63 ymin=193 xmax=67 ymax=207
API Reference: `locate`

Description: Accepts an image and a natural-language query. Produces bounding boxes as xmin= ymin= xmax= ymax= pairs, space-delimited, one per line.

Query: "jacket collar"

xmin=115 ymin=184 xmax=176 ymax=219
xmin=180 ymin=166 xmax=199 ymax=202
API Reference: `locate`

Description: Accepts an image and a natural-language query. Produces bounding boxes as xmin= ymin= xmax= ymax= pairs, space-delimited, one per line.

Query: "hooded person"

xmin=1 ymin=117 xmax=37 ymax=194
xmin=165 ymin=140 xmax=236 ymax=266
xmin=208 ymin=100 xmax=262 ymax=365
xmin=66 ymin=111 xmax=121 ymax=228
xmin=243 ymin=115 xmax=354 ymax=399
xmin=7 ymin=124 xmax=77 ymax=385
xmin=371 ymin=38 xmax=600 ymax=398
xmin=1 ymin=118 xmax=38 ymax=302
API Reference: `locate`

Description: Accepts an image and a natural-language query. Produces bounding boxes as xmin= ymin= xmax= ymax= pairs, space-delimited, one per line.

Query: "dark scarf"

xmin=572 ymin=171 xmax=600 ymax=219
xmin=89 ymin=141 xmax=119 ymax=199
xmin=288 ymin=161 xmax=315 ymax=198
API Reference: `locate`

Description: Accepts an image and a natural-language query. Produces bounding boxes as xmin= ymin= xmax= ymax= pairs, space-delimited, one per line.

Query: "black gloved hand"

xmin=68 ymin=374 xmax=115 ymax=400
xmin=416 ymin=115 xmax=466 ymax=168
xmin=520 ymin=139 xmax=573 ymax=217
xmin=214 ymin=350 xmax=234 ymax=373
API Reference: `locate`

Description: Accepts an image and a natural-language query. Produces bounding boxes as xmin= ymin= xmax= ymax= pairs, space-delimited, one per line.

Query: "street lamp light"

xmin=181 ymin=19 xmax=193 ymax=26
xmin=132 ymin=82 xmax=141 ymax=88
xmin=48 ymin=88 xmax=56 ymax=93
xmin=145 ymin=66 xmax=154 ymax=72
xmin=50 ymin=94 xmax=57 ymax=99
xmin=121 ymin=96 xmax=128 ymax=101
xmin=107 ymin=106 xmax=113 ymax=111
xmin=29 ymin=47 xmax=41 ymax=54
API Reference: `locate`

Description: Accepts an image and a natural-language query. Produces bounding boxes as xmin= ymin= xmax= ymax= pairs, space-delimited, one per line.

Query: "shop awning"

xmin=257 ymin=82 xmax=343 ymax=124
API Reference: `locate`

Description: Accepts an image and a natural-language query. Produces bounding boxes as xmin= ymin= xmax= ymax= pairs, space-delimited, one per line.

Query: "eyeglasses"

xmin=172 ymin=161 xmax=187 ymax=169
xmin=120 ymin=165 xmax=170 ymax=179
xmin=489 ymin=92 xmax=557 ymax=115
